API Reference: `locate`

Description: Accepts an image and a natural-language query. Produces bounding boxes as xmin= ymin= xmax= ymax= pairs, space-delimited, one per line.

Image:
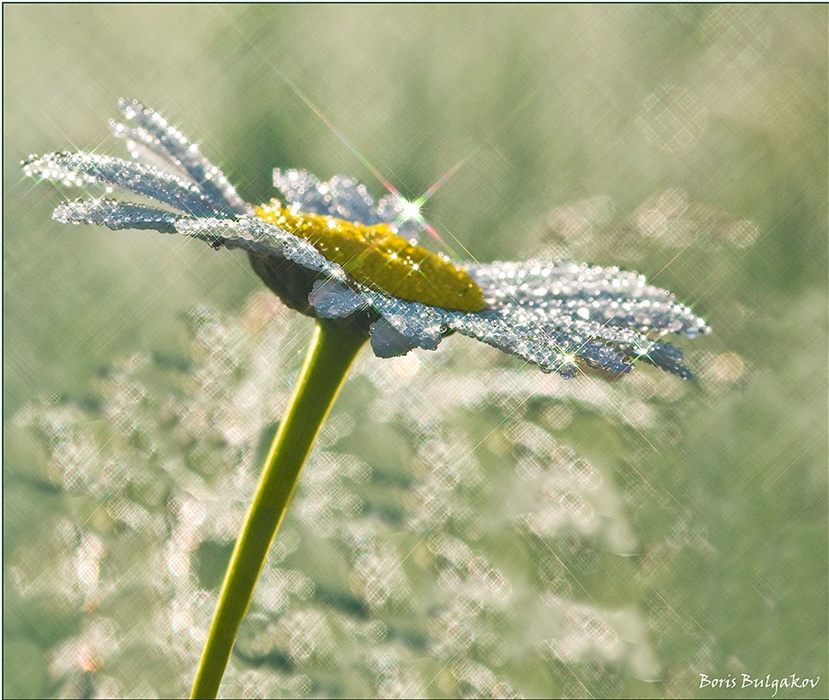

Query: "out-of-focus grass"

xmin=4 ymin=5 xmax=826 ymax=699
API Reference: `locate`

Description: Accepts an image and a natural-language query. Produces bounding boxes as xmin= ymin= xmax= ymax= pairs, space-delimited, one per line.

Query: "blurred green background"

xmin=4 ymin=5 xmax=827 ymax=699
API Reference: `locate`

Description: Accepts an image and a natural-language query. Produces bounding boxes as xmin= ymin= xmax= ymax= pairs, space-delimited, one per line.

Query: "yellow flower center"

xmin=255 ymin=200 xmax=486 ymax=312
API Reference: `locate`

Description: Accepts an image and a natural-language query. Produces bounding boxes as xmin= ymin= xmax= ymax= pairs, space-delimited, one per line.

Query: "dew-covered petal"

xmin=111 ymin=98 xmax=249 ymax=217
xmin=638 ymin=340 xmax=693 ymax=380
xmin=23 ymin=152 xmax=220 ymax=218
xmin=361 ymin=293 xmax=445 ymax=351
xmin=467 ymin=260 xmax=708 ymax=337
xmin=308 ymin=280 xmax=366 ymax=319
xmin=108 ymin=124 xmax=193 ymax=183
xmin=273 ymin=169 xmax=383 ymax=225
xmin=449 ymin=312 xmax=600 ymax=378
xmin=448 ymin=304 xmax=699 ymax=379
xmin=53 ymin=198 xmax=187 ymax=233
xmin=369 ymin=317 xmax=422 ymax=358
xmin=174 ymin=215 xmax=338 ymax=274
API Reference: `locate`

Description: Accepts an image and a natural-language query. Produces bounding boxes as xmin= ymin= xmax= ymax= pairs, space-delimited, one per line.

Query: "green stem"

xmin=191 ymin=321 xmax=366 ymax=699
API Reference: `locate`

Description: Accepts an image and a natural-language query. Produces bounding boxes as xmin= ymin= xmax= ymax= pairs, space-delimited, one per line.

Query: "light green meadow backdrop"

xmin=4 ymin=5 xmax=827 ymax=699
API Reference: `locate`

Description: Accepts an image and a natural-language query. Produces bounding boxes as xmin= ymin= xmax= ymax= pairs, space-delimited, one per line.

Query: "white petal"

xmin=369 ymin=317 xmax=421 ymax=358
xmin=308 ymin=280 xmax=366 ymax=319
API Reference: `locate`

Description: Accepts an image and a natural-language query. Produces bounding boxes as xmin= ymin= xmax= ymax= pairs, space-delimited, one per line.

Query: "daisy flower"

xmin=23 ymin=99 xmax=708 ymax=698
xmin=23 ymin=99 xmax=707 ymax=381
